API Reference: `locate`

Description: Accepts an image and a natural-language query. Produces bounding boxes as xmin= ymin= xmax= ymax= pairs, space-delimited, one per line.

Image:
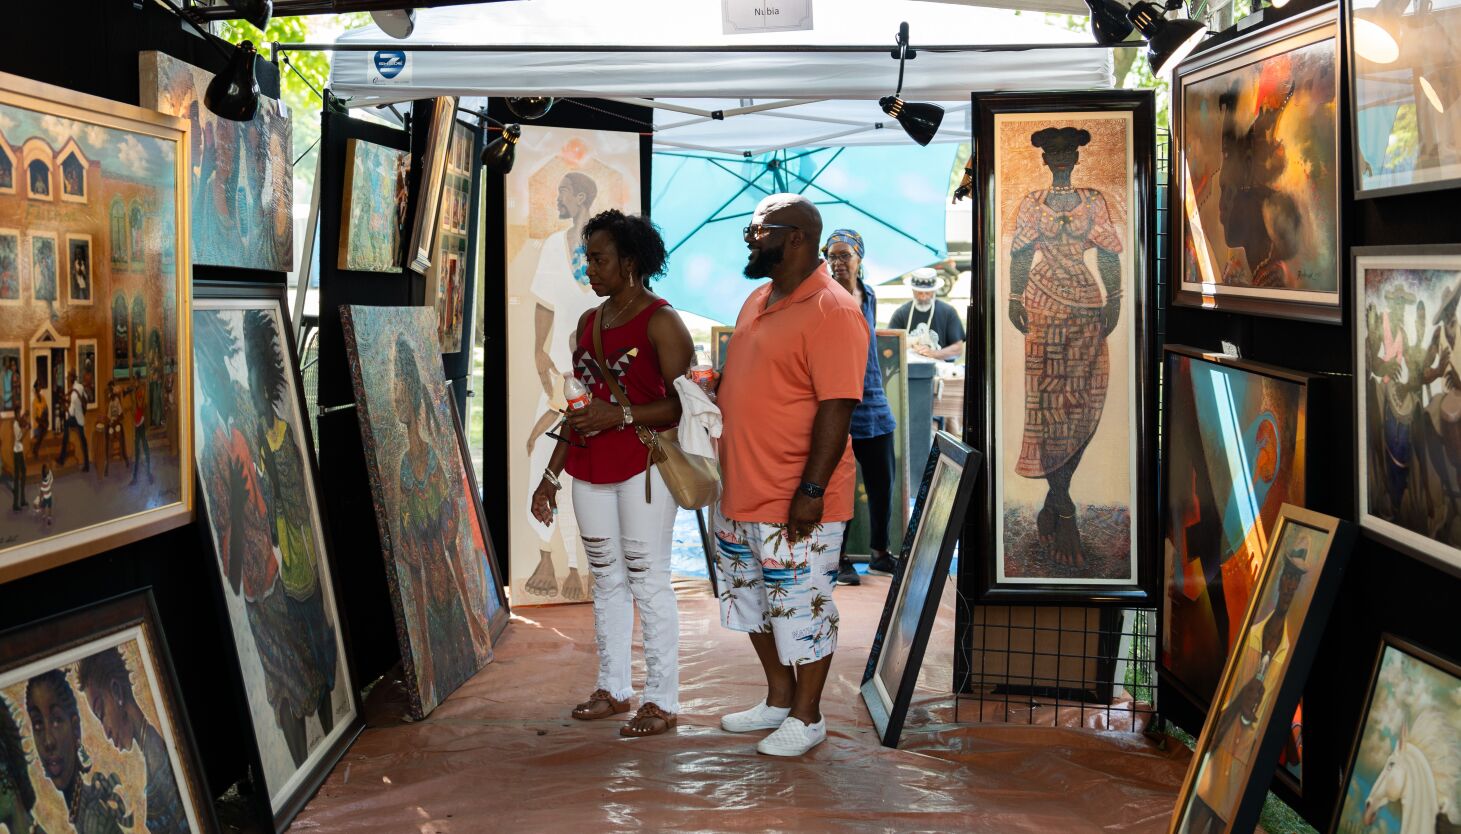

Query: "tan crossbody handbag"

xmin=588 ymin=305 xmax=720 ymax=509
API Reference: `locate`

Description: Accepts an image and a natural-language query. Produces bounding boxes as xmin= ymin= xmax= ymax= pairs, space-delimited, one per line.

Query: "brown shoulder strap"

xmin=587 ymin=303 xmax=632 ymax=407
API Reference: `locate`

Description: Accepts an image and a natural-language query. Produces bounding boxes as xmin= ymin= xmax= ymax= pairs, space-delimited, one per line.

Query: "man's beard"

xmin=913 ymin=299 xmax=934 ymax=312
xmin=557 ymin=199 xmax=570 ymax=219
xmin=744 ymin=242 xmax=785 ymax=279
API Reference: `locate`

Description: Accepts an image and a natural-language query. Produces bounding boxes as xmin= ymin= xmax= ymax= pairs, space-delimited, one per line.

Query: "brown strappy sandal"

xmin=572 ymin=689 xmax=630 ymax=721
xmin=619 ymin=702 xmax=677 ymax=737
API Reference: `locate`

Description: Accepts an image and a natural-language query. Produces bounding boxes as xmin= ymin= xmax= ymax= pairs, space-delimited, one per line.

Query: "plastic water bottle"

xmin=563 ymin=372 xmax=598 ymax=438
xmin=563 ymin=372 xmax=591 ymax=412
xmin=689 ymin=346 xmax=714 ymax=391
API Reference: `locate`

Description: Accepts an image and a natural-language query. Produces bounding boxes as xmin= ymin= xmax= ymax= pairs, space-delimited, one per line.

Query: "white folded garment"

xmin=673 ymin=376 xmax=721 ymax=460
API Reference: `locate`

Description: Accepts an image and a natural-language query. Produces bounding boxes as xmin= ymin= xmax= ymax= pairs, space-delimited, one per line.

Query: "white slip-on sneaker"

xmin=721 ymin=700 xmax=791 ymax=733
xmin=756 ymin=716 xmax=827 ymax=756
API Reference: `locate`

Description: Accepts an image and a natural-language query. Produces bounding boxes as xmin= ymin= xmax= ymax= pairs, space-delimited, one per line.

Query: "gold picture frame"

xmin=405 ymin=96 xmax=457 ymax=275
xmin=0 ymin=71 xmax=193 ymax=582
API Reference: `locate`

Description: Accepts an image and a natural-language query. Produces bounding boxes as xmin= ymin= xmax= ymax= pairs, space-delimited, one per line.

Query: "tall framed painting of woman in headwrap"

xmin=968 ymin=90 xmax=1158 ymax=603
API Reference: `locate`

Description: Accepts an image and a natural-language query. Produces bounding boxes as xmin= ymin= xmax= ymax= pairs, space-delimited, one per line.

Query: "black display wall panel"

xmin=479 ymin=98 xmax=652 ymax=586
xmin=0 ymin=1 xmax=281 ymax=128
xmin=1158 ymin=0 xmax=1461 ymax=827
xmin=314 ymin=109 xmax=414 ymax=692
xmin=0 ymin=1 xmax=289 ymax=814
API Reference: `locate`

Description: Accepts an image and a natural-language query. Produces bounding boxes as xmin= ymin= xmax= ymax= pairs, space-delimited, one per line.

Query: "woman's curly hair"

xmin=581 ymin=209 xmax=668 ymax=289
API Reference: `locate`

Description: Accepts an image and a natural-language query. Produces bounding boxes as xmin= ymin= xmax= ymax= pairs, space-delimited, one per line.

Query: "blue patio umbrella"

xmin=650 ymin=144 xmax=959 ymax=324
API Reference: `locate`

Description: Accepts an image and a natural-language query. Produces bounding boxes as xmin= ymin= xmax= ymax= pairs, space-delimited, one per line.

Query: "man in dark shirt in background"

xmin=890 ymin=267 xmax=966 ymax=362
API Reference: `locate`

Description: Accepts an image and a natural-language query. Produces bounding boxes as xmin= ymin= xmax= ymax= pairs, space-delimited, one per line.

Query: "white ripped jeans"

xmin=571 ymin=466 xmax=680 ymax=713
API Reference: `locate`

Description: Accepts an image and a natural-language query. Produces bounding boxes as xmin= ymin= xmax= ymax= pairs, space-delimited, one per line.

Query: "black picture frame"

xmin=445 ymin=380 xmax=511 ymax=643
xmin=967 ymin=89 xmax=1158 ymax=605
xmin=1157 ymin=345 xmax=1317 ymax=713
xmin=1343 ymin=0 xmax=1461 ymax=200
xmin=1169 ymin=505 xmax=1355 ymax=834
xmin=0 ymin=589 xmax=219 ymax=833
xmin=1169 ymin=3 xmax=1344 ymax=322
xmin=862 ymin=431 xmax=981 ymax=748
xmin=190 ymin=279 xmax=363 ymax=833
xmin=1329 ymin=634 xmax=1461 ymax=833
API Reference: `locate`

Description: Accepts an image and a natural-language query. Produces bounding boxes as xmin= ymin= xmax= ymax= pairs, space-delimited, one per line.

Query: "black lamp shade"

xmin=205 ymin=40 xmax=260 ymax=122
xmin=1084 ymin=0 xmax=1135 ymax=44
xmin=880 ymin=96 xmax=944 ymax=146
xmin=506 ymin=97 xmax=556 ymax=120
xmin=228 ymin=0 xmax=272 ymax=30
xmin=482 ymin=124 xmax=521 ymax=174
xmin=1146 ymin=17 xmax=1207 ymax=75
xmin=1128 ymin=2 xmax=1207 ymax=75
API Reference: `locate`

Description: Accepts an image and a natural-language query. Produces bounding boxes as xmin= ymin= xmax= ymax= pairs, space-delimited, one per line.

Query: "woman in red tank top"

xmin=529 ymin=209 xmax=693 ymax=738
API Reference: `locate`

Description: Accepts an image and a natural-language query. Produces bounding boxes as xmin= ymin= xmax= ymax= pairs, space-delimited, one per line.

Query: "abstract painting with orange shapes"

xmin=1174 ymin=9 xmax=1341 ymax=321
xmin=1161 ymin=348 xmax=1308 ymax=709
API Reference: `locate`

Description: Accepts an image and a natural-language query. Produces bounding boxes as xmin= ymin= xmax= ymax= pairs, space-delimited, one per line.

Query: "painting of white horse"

xmin=1336 ymin=639 xmax=1461 ymax=834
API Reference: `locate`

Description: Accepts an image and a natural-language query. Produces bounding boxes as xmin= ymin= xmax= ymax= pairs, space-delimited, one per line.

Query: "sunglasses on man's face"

xmin=743 ymin=223 xmax=798 ymax=240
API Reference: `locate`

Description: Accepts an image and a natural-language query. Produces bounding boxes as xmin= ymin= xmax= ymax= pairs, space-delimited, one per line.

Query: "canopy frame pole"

xmin=612 ymin=97 xmax=827 ymax=120
xmin=272 ymin=41 xmax=1130 ymax=56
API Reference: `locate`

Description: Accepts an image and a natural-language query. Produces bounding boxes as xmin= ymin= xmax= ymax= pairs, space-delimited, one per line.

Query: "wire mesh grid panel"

xmin=958 ymin=605 xmax=1158 ymax=731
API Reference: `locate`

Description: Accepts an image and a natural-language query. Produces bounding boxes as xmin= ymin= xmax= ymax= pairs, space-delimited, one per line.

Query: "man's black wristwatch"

xmin=797 ymin=480 xmax=826 ymax=499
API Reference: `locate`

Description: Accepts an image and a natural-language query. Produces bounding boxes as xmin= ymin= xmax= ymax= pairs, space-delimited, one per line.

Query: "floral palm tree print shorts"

xmin=712 ymin=506 xmax=845 ymax=667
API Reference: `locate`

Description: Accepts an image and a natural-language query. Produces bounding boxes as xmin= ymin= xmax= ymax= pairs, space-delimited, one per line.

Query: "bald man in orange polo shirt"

xmin=711 ymin=194 xmax=869 ymax=757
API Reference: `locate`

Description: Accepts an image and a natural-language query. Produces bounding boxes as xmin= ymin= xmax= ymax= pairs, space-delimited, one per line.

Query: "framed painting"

xmin=969 ymin=89 xmax=1157 ymax=604
xmin=0 ymin=70 xmax=193 ymax=583
xmin=1331 ymin=636 xmax=1461 ymax=833
xmin=504 ymin=126 xmax=641 ymax=605
xmin=710 ymin=325 xmax=734 ymax=373
xmin=1160 ymin=346 xmax=1313 ymax=708
xmin=0 ymin=590 xmax=216 ymax=833
xmin=1354 ymin=245 xmax=1461 ymax=579
xmin=1171 ymin=4 xmax=1342 ymax=322
xmin=191 ymin=282 xmax=361 ymax=831
xmin=0 ymin=227 xmax=18 ymax=304
xmin=1170 ymin=505 xmax=1355 ymax=834
xmin=1346 ymin=0 xmax=1461 ymax=198
xmin=447 ymin=387 xmax=510 ymax=642
xmin=337 ymin=138 xmax=408 ymax=273
xmin=341 ymin=305 xmax=501 ymax=718
xmin=140 ymin=51 xmax=294 ymax=272
xmin=862 ymin=432 xmax=980 ymax=747
xmin=404 ymin=96 xmax=458 ymax=275
xmin=425 ymin=119 xmax=476 ymax=354
xmin=65 ymin=233 xmax=92 ymax=306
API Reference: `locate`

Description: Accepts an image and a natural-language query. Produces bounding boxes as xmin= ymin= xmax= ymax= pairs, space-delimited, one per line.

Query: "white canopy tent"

xmin=324 ymin=0 xmax=1114 ymax=154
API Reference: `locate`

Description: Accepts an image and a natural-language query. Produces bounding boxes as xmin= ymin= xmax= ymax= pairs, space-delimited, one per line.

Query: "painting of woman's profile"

xmin=1172 ymin=6 xmax=1340 ymax=322
xmin=341 ymin=305 xmax=503 ymax=719
xmin=0 ymin=591 xmax=214 ymax=833
xmin=970 ymin=90 xmax=1156 ymax=602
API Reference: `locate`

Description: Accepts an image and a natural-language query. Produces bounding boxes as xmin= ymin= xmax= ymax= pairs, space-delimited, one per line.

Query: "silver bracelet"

xmin=542 ymin=468 xmax=561 ymax=490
